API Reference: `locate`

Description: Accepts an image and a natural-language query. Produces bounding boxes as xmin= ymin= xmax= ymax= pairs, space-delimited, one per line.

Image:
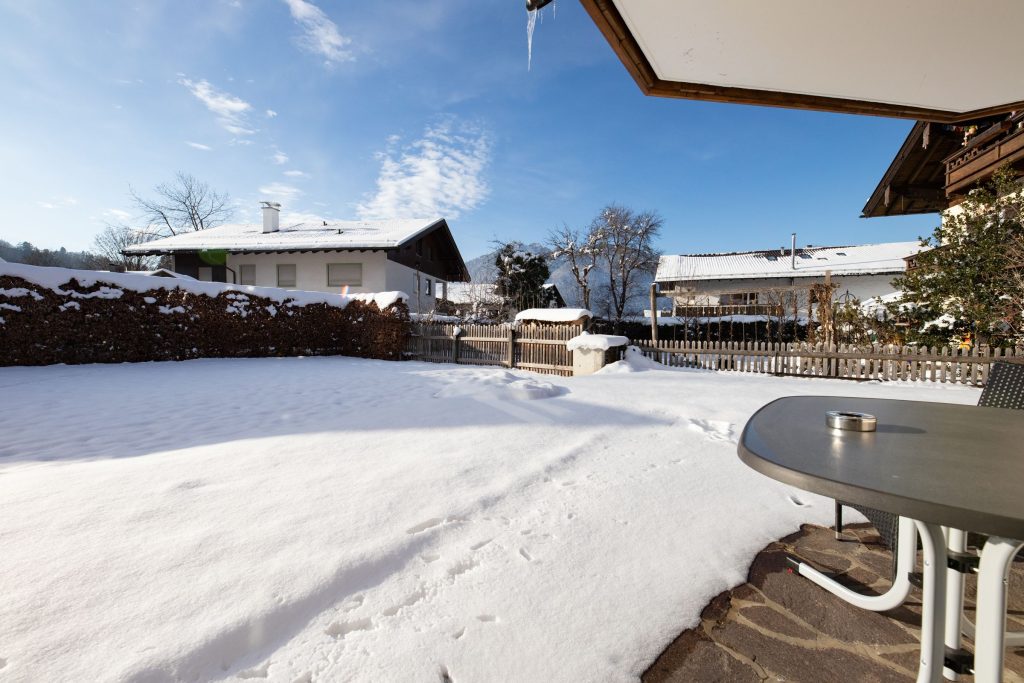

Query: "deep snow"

xmin=0 ymin=356 xmax=977 ymax=682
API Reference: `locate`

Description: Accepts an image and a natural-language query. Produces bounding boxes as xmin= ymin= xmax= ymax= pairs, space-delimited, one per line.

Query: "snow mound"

xmin=514 ymin=308 xmax=591 ymax=323
xmin=597 ymin=345 xmax=666 ymax=374
xmin=434 ymin=370 xmax=568 ymax=400
xmin=566 ymin=333 xmax=629 ymax=352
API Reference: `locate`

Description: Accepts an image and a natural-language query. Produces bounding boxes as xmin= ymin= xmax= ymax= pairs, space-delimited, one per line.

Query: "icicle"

xmin=526 ymin=8 xmax=538 ymax=71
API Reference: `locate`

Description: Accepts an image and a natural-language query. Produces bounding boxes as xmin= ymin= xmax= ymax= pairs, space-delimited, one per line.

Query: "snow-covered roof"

xmin=656 ymin=241 xmax=925 ymax=282
xmin=444 ymin=283 xmax=502 ymax=305
xmin=125 ymin=268 xmax=195 ymax=279
xmin=515 ymin=308 xmax=592 ymax=323
xmin=124 ymin=218 xmax=446 ymax=254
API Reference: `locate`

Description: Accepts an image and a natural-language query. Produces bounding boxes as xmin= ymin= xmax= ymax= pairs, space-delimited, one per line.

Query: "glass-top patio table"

xmin=738 ymin=396 xmax=1024 ymax=683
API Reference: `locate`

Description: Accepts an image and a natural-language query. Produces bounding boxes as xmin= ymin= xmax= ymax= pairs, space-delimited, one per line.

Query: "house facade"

xmin=125 ymin=203 xmax=470 ymax=313
xmin=656 ymin=240 xmax=924 ymax=316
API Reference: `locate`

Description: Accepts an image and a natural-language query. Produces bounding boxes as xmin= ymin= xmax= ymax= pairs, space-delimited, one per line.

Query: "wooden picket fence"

xmin=632 ymin=339 xmax=1023 ymax=386
xmin=406 ymin=322 xmax=582 ymax=377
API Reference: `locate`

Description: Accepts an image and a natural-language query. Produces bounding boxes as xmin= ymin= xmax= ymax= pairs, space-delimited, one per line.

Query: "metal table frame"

xmin=738 ymin=396 xmax=1024 ymax=683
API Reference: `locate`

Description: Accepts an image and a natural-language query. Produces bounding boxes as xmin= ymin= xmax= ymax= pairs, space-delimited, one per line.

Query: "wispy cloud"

xmin=357 ymin=118 xmax=491 ymax=220
xmin=259 ymin=182 xmax=303 ymax=201
xmin=266 ymin=109 xmax=278 ymax=118
xmin=186 ymin=141 xmax=212 ymax=151
xmin=282 ymin=0 xmax=353 ymax=66
xmin=283 ymin=169 xmax=308 ymax=178
xmin=37 ymin=197 xmax=79 ymax=210
xmin=271 ymin=150 xmax=289 ymax=165
xmin=179 ymin=78 xmax=256 ymax=136
xmin=104 ymin=208 xmax=133 ymax=223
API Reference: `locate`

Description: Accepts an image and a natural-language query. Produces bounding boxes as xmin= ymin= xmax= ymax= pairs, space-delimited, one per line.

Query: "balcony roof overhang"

xmin=580 ymin=0 xmax=1024 ymax=123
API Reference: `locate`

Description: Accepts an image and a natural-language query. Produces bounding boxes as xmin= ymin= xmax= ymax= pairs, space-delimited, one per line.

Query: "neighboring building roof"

xmin=446 ymin=282 xmax=565 ymax=306
xmin=124 ymin=218 xmax=447 ymax=254
xmin=125 ymin=268 xmax=196 ymax=279
xmin=656 ymin=241 xmax=925 ymax=282
xmin=445 ymin=283 xmax=502 ymax=305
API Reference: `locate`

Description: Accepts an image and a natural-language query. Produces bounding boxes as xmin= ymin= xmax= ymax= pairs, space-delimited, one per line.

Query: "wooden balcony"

xmin=671 ymin=304 xmax=781 ymax=318
xmin=945 ymin=115 xmax=1024 ymax=196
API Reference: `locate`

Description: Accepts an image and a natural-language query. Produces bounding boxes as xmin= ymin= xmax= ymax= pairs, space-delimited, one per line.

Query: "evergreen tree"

xmin=890 ymin=168 xmax=1024 ymax=347
xmin=493 ymin=242 xmax=550 ymax=314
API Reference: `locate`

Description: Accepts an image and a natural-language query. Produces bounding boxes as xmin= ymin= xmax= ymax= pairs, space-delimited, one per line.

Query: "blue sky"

xmin=0 ymin=0 xmax=937 ymax=260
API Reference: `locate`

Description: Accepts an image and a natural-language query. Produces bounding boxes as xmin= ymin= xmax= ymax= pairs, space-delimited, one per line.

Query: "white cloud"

xmin=357 ymin=119 xmax=491 ymax=220
xmin=271 ymin=150 xmax=289 ymax=165
xmin=282 ymin=0 xmax=353 ymax=66
xmin=266 ymin=109 xmax=278 ymax=118
xmin=186 ymin=141 xmax=212 ymax=151
xmin=258 ymin=182 xmax=303 ymax=201
xmin=179 ymin=78 xmax=256 ymax=135
xmin=103 ymin=208 xmax=133 ymax=223
xmin=283 ymin=170 xmax=308 ymax=178
xmin=37 ymin=197 xmax=78 ymax=210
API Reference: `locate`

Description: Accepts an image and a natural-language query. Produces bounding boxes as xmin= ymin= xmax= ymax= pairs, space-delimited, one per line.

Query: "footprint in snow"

xmin=687 ymin=419 xmax=736 ymax=443
xmin=324 ymin=617 xmax=373 ymax=639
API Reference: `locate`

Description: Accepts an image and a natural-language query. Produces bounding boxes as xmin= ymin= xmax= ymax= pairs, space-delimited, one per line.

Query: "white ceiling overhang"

xmin=580 ymin=0 xmax=1024 ymax=122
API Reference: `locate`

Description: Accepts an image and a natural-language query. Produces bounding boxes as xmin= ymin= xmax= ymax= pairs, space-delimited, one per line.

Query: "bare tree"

xmin=589 ymin=205 xmax=663 ymax=323
xmin=130 ymin=172 xmax=233 ymax=237
xmin=548 ymin=223 xmax=598 ymax=309
xmin=93 ymin=224 xmax=159 ymax=270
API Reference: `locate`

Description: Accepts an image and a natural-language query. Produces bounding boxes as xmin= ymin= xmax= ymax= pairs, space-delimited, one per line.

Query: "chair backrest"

xmin=979 ymin=361 xmax=1024 ymax=410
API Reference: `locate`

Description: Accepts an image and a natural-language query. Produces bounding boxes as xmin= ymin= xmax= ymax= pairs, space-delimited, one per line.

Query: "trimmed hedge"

xmin=0 ymin=274 xmax=410 ymax=366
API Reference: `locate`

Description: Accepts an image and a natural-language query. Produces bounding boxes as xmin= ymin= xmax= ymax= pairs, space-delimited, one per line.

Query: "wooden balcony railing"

xmin=945 ymin=114 xmax=1024 ymax=195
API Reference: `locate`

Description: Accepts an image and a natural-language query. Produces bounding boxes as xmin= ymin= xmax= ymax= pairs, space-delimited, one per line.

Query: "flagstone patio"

xmin=644 ymin=524 xmax=1024 ymax=683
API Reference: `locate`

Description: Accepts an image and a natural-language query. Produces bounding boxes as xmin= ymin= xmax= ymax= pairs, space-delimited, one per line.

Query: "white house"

xmin=124 ymin=203 xmax=470 ymax=313
xmin=656 ymin=240 xmax=926 ymax=315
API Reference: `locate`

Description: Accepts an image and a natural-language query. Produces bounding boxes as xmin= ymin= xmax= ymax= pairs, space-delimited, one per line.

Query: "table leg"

xmin=916 ymin=521 xmax=948 ymax=683
xmin=943 ymin=527 xmax=967 ymax=681
xmin=793 ymin=516 xmax=916 ymax=611
xmin=973 ymin=536 xmax=1024 ymax=683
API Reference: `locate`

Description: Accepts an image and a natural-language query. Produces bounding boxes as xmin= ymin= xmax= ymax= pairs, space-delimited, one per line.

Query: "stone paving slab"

xmin=643 ymin=524 xmax=1024 ymax=683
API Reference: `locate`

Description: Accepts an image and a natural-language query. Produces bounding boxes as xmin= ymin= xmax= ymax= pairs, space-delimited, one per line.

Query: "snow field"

xmin=0 ymin=356 xmax=978 ymax=682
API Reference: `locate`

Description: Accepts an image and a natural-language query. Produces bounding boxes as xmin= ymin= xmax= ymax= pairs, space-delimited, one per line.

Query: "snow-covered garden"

xmin=0 ymin=354 xmax=977 ymax=682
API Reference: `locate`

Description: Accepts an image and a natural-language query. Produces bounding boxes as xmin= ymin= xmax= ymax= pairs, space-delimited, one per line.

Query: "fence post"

xmin=452 ymin=327 xmax=461 ymax=365
xmin=507 ymin=325 xmax=515 ymax=369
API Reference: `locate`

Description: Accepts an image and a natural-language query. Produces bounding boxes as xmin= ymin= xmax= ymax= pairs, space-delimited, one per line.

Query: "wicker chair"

xmin=835 ymin=360 xmax=1024 ymax=579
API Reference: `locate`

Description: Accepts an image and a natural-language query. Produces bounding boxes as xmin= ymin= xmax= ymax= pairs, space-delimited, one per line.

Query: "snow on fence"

xmin=407 ymin=322 xmax=583 ymax=377
xmin=632 ymin=339 xmax=1023 ymax=386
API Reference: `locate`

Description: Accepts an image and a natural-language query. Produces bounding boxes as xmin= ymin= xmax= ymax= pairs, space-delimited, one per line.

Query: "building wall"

xmin=205 ymin=250 xmax=445 ymax=311
xmin=666 ymin=273 xmax=901 ymax=312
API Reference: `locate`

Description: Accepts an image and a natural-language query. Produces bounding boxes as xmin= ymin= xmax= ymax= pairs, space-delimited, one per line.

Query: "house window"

xmin=724 ymin=292 xmax=757 ymax=305
xmin=327 ymin=263 xmax=362 ymax=287
xmin=277 ymin=264 xmax=296 ymax=288
xmin=197 ymin=266 xmax=213 ymax=282
xmin=239 ymin=264 xmax=256 ymax=285
xmin=424 ymin=278 xmax=432 ymax=296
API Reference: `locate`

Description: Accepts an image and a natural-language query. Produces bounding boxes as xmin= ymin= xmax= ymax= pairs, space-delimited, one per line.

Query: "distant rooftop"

xmin=125 ymin=218 xmax=446 ymax=254
xmin=656 ymin=241 xmax=925 ymax=282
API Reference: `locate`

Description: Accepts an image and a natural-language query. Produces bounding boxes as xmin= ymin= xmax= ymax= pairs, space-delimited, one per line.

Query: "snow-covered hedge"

xmin=0 ymin=262 xmax=410 ymax=366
